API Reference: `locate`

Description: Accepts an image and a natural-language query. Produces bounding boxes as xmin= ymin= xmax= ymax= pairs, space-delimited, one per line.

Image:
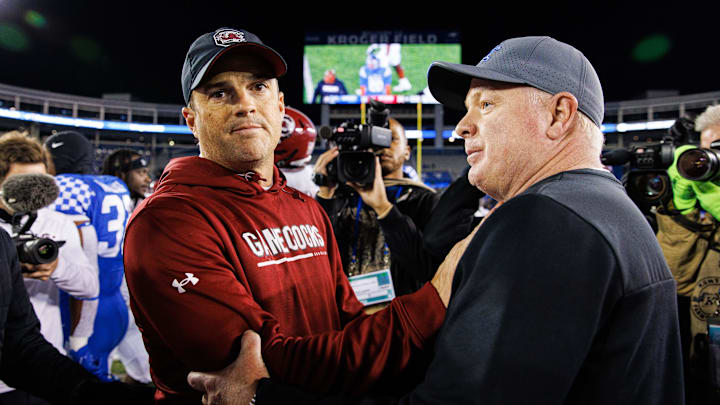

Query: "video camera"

xmin=602 ymin=116 xmax=700 ymax=214
xmin=315 ymin=99 xmax=392 ymax=186
xmin=619 ymin=141 xmax=675 ymax=214
xmin=11 ymin=213 xmax=65 ymax=266
xmin=0 ymin=173 xmax=65 ymax=266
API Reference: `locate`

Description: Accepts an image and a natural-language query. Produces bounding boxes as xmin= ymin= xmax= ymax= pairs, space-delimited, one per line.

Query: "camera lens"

xmin=18 ymin=238 xmax=60 ymax=265
xmin=677 ymin=148 xmax=720 ymax=181
xmin=37 ymin=241 xmax=55 ymax=258
xmin=336 ymin=151 xmax=376 ymax=185
xmin=645 ymin=175 xmax=666 ymax=197
xmin=630 ymin=172 xmax=669 ymax=203
xmin=346 ymin=158 xmax=371 ymax=179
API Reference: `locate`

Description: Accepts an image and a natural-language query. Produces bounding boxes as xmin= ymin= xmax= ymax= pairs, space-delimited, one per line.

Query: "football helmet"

xmin=275 ymin=106 xmax=317 ymax=167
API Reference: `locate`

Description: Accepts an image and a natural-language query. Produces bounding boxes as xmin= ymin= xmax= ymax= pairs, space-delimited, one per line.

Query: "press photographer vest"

xmin=656 ymin=206 xmax=720 ymax=339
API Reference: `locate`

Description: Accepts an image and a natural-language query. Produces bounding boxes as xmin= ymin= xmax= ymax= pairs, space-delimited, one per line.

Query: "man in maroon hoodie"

xmin=123 ymin=27 xmax=456 ymax=404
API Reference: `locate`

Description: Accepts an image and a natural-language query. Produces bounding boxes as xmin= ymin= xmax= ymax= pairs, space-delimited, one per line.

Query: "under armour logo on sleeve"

xmin=172 ymin=273 xmax=199 ymax=294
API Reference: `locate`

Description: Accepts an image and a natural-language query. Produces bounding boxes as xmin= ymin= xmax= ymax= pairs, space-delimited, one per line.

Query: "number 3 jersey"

xmin=52 ymin=174 xmax=133 ymax=294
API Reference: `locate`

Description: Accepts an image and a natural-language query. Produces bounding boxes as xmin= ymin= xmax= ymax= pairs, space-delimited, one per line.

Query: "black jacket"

xmin=0 ymin=230 xmax=154 ymax=405
xmin=0 ymin=229 xmax=95 ymax=403
xmin=316 ymin=178 xmax=440 ymax=296
xmin=422 ymin=166 xmax=485 ymax=264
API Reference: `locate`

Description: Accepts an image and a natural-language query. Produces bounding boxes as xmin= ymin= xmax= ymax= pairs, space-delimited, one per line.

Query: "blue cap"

xmin=428 ymin=36 xmax=604 ymax=127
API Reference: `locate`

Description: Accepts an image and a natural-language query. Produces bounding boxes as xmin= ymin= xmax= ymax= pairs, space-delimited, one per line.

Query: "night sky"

xmin=0 ymin=0 xmax=717 ymax=124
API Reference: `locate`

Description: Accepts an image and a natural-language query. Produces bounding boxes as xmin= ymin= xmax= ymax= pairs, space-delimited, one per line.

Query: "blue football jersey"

xmin=52 ymin=174 xmax=133 ymax=293
xmin=359 ymin=65 xmax=392 ymax=95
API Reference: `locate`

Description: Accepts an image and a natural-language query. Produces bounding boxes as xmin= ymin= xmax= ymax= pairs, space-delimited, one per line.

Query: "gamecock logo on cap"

xmin=214 ymin=30 xmax=246 ymax=47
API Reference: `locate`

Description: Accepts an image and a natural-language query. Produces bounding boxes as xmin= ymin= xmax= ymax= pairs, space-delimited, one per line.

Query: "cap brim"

xmin=427 ymin=61 xmax=525 ymax=110
xmin=191 ymin=43 xmax=288 ymax=92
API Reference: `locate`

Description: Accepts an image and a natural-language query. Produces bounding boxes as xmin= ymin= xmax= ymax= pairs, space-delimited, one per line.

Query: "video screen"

xmin=303 ymin=31 xmax=461 ymax=105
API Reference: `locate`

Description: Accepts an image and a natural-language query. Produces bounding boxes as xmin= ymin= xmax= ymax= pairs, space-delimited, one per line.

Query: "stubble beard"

xmin=199 ymin=134 xmax=274 ymax=172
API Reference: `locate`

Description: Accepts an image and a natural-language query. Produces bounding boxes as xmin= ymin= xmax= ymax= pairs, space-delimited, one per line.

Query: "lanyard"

xmin=351 ymin=186 xmax=403 ymax=267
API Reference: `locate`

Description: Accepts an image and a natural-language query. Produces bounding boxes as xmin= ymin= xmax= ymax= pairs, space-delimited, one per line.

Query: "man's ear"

xmin=547 ymin=92 xmax=578 ymax=140
xmin=278 ymin=91 xmax=285 ymax=115
xmin=182 ymin=105 xmax=196 ymax=138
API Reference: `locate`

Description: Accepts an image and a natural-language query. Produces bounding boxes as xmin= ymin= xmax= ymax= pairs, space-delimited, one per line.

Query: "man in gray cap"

xmin=189 ymin=36 xmax=684 ymax=404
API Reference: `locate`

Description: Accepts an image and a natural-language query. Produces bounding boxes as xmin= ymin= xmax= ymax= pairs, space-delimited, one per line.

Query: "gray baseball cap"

xmin=181 ymin=27 xmax=287 ymax=105
xmin=427 ymin=36 xmax=604 ymax=127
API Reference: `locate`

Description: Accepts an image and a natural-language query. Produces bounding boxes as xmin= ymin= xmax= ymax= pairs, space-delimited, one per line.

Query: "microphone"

xmin=318 ymin=125 xmax=334 ymax=140
xmin=601 ymin=149 xmax=633 ymax=166
xmin=0 ymin=173 xmax=60 ymax=214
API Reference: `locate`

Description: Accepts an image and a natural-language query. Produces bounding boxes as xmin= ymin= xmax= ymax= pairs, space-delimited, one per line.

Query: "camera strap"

xmin=664 ymin=205 xmax=720 ymax=254
xmin=660 ymin=200 xmax=716 ymax=233
xmin=11 ymin=211 xmax=37 ymax=236
xmin=671 ymin=212 xmax=716 ymax=234
xmin=351 ymin=198 xmax=365 ymax=266
xmin=351 ymin=187 xmax=404 ymax=266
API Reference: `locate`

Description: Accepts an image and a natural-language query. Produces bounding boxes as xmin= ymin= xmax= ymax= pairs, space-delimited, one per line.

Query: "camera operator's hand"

xmin=314 ymin=147 xmax=339 ymax=199
xmin=348 ymin=157 xmax=393 ymax=218
xmin=22 ymin=257 xmax=59 ymax=281
xmin=667 ymin=145 xmax=698 ymax=214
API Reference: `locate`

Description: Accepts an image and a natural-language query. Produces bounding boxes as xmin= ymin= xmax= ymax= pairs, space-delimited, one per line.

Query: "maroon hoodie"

xmin=124 ymin=156 xmax=445 ymax=403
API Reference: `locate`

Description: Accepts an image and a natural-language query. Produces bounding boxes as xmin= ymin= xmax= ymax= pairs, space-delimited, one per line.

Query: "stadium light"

xmin=0 ymin=107 xmax=675 ymax=136
xmin=0 ymin=107 xmax=192 ymax=134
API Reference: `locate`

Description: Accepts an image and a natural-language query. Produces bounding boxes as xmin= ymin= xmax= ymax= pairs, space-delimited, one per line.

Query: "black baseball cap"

xmin=427 ymin=36 xmax=604 ymax=127
xmin=44 ymin=131 xmax=95 ymax=175
xmin=181 ymin=27 xmax=287 ymax=104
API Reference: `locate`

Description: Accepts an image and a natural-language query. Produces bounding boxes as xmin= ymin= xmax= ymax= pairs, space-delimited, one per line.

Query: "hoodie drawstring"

xmin=281 ymin=187 xmax=305 ymax=201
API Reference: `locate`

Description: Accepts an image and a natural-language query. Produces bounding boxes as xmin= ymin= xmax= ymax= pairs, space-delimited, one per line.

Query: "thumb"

xmin=241 ymin=330 xmax=261 ymax=353
xmin=240 ymin=330 xmax=270 ymax=379
xmin=187 ymin=371 xmax=213 ymax=392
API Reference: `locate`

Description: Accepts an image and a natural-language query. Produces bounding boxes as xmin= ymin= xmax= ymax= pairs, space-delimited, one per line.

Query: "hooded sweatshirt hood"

xmin=155 ymin=156 xmax=288 ymax=197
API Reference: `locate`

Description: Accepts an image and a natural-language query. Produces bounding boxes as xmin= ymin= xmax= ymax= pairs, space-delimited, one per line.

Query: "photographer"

xmin=0 ymin=229 xmax=155 ymax=405
xmin=314 ymin=117 xmax=439 ymax=299
xmin=655 ymin=105 xmax=720 ymax=404
xmin=0 ymin=131 xmax=98 ymax=403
